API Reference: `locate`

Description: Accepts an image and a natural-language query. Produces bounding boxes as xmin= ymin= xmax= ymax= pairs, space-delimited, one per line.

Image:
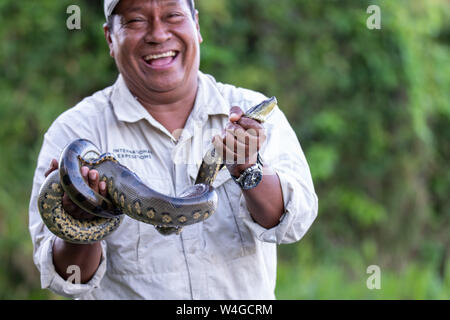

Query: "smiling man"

xmin=29 ymin=0 xmax=318 ymax=299
xmin=106 ymin=0 xmax=202 ymax=133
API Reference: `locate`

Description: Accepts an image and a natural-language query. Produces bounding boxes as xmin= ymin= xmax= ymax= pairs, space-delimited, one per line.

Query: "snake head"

xmin=244 ymin=96 xmax=277 ymax=123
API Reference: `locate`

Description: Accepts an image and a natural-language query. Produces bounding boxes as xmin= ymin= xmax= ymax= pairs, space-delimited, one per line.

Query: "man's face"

xmin=105 ymin=0 xmax=202 ymax=95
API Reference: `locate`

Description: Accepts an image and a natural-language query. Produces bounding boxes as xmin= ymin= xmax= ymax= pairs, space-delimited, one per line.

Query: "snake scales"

xmin=37 ymin=97 xmax=277 ymax=243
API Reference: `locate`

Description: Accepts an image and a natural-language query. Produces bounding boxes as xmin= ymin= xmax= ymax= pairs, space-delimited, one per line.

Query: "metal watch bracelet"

xmin=231 ymin=154 xmax=264 ymax=190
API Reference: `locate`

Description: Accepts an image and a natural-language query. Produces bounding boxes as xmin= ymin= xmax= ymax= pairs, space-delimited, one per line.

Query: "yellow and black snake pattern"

xmin=37 ymin=97 xmax=277 ymax=243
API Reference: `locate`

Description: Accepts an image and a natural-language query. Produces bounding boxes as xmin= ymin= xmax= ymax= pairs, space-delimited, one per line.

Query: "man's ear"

xmin=194 ymin=10 xmax=203 ymax=44
xmin=103 ymin=23 xmax=115 ymax=58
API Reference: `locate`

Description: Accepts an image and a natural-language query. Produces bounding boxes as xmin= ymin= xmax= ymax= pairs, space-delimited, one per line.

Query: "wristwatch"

xmin=231 ymin=154 xmax=264 ymax=190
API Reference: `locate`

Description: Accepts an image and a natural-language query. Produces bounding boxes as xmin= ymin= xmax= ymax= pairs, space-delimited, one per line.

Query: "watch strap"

xmin=231 ymin=154 xmax=264 ymax=189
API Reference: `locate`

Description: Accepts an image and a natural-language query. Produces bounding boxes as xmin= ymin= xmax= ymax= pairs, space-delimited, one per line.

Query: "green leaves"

xmin=0 ymin=0 xmax=449 ymax=299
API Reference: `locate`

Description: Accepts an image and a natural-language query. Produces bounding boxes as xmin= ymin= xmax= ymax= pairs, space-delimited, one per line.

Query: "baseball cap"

xmin=104 ymin=0 xmax=120 ymax=20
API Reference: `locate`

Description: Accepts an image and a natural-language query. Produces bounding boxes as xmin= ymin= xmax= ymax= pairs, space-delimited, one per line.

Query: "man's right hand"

xmin=46 ymin=159 xmax=104 ymax=282
xmin=45 ymin=158 xmax=108 ymax=220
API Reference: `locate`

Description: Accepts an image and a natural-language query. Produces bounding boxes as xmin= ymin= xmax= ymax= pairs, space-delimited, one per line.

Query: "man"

xmin=29 ymin=0 xmax=318 ymax=299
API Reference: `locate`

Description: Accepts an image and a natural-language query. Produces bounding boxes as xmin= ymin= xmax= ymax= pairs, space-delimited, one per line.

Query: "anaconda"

xmin=37 ymin=96 xmax=277 ymax=243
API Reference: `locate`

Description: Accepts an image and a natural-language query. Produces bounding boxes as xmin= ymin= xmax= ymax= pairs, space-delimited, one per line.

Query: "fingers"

xmin=87 ymin=169 xmax=100 ymax=193
xmin=229 ymin=106 xmax=245 ymax=122
xmin=237 ymin=117 xmax=264 ymax=133
xmin=62 ymin=166 xmax=107 ymax=220
xmin=213 ymin=130 xmax=261 ymax=164
xmin=81 ymin=167 xmax=106 ymax=196
xmin=225 ymin=129 xmax=257 ymax=160
xmin=99 ymin=181 xmax=107 ymax=197
xmin=228 ymin=106 xmax=265 ymax=144
xmin=225 ymin=126 xmax=262 ymax=147
xmin=213 ymin=106 xmax=267 ymax=165
xmin=229 ymin=106 xmax=264 ymax=133
xmin=44 ymin=159 xmax=59 ymax=178
xmin=46 ymin=160 xmax=106 ymax=219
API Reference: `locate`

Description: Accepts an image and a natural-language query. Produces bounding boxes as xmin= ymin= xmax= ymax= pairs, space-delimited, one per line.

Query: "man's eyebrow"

xmin=166 ymin=0 xmax=182 ymax=5
xmin=122 ymin=6 xmax=144 ymax=14
xmin=162 ymin=0 xmax=183 ymax=8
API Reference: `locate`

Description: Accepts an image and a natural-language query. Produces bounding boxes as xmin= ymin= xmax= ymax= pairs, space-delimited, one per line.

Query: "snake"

xmin=37 ymin=96 xmax=277 ymax=243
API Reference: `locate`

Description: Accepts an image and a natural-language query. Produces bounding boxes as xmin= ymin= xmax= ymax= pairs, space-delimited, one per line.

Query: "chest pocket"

xmin=201 ymin=168 xmax=257 ymax=263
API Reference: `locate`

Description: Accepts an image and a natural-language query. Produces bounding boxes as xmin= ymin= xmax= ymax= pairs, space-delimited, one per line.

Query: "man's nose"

xmin=144 ymin=19 xmax=171 ymax=44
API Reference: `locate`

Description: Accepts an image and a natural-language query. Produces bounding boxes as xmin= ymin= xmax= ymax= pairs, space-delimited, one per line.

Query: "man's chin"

xmin=123 ymin=68 xmax=195 ymax=99
xmin=143 ymin=81 xmax=181 ymax=94
xmin=142 ymin=72 xmax=191 ymax=93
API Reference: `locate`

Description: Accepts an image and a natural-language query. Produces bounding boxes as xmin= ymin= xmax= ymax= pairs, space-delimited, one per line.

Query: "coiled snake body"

xmin=38 ymin=97 xmax=277 ymax=243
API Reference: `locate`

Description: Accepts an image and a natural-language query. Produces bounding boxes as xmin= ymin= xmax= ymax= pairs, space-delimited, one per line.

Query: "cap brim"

xmin=104 ymin=0 xmax=121 ymax=19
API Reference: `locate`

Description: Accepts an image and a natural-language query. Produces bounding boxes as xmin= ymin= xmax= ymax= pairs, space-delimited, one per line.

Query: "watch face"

xmin=242 ymin=167 xmax=263 ymax=190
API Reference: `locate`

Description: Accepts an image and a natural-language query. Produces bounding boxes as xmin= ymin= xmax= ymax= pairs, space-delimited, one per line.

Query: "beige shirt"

xmin=29 ymin=72 xmax=318 ymax=299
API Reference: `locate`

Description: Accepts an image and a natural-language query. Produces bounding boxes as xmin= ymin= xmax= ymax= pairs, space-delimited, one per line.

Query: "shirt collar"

xmin=110 ymin=71 xmax=231 ymax=126
xmin=189 ymin=71 xmax=230 ymax=123
xmin=110 ymin=74 xmax=150 ymax=124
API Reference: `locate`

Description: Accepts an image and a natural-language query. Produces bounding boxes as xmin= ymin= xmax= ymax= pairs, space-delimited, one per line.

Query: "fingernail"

xmin=230 ymin=113 xmax=239 ymax=119
xmin=100 ymin=181 xmax=106 ymax=191
xmin=89 ymin=171 xmax=97 ymax=180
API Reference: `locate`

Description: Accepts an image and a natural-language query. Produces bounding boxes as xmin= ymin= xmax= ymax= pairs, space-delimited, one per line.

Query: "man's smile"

xmin=143 ymin=50 xmax=179 ymax=69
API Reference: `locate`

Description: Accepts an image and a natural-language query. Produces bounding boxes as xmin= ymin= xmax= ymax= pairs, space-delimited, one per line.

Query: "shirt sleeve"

xmin=239 ymin=106 xmax=319 ymax=244
xmin=37 ymin=235 xmax=107 ymax=299
xmin=28 ymin=116 xmax=107 ymax=298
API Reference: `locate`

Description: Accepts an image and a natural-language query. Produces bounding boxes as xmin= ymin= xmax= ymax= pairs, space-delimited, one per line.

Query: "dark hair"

xmin=107 ymin=0 xmax=196 ymax=32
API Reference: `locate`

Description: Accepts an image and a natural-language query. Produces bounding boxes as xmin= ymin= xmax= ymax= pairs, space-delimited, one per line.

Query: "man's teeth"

xmin=144 ymin=51 xmax=176 ymax=61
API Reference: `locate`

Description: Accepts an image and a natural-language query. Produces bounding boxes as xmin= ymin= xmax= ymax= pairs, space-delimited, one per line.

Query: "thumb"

xmin=44 ymin=159 xmax=59 ymax=178
xmin=229 ymin=106 xmax=244 ymax=122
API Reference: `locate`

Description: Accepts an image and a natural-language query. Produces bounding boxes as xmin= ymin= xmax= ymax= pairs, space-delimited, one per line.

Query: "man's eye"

xmin=127 ymin=18 xmax=145 ymax=24
xmin=166 ymin=12 xmax=184 ymax=21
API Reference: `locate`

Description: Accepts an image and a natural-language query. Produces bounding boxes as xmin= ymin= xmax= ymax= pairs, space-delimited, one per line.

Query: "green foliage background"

xmin=0 ymin=0 xmax=449 ymax=299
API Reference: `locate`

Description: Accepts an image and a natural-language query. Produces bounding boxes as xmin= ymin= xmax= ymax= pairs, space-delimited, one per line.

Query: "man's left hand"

xmin=213 ymin=106 xmax=266 ymax=177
